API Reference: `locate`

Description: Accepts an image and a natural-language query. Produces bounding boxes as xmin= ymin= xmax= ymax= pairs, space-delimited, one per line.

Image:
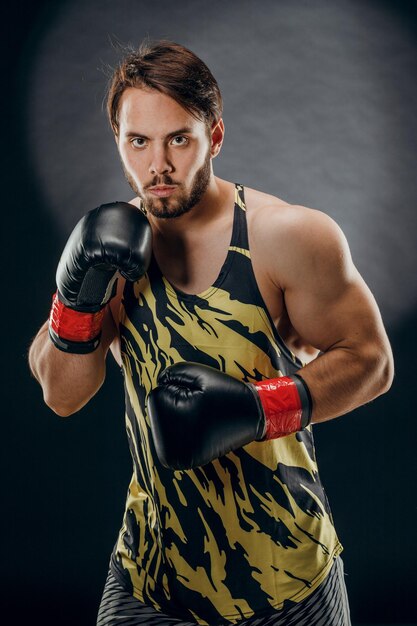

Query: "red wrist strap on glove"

xmin=254 ymin=374 xmax=312 ymax=440
xmin=48 ymin=291 xmax=105 ymax=353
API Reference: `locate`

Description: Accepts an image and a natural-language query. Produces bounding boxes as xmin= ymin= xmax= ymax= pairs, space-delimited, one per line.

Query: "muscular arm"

xmin=145 ymin=203 xmax=395 ymax=470
xmin=29 ymin=201 xmax=150 ymax=417
xmin=28 ymin=305 xmax=117 ymax=417
xmin=270 ymin=206 xmax=394 ymax=423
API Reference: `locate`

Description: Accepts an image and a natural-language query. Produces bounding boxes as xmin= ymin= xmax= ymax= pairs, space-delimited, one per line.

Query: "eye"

xmin=171 ymin=135 xmax=188 ymax=146
xmin=131 ymin=137 xmax=147 ymax=148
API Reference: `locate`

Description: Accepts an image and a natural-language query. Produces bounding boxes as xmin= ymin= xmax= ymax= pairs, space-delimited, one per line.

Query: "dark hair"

xmin=106 ymin=39 xmax=223 ymax=135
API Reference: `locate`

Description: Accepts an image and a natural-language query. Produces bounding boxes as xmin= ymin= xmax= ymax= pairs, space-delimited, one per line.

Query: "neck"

xmin=145 ymin=176 xmax=234 ymax=240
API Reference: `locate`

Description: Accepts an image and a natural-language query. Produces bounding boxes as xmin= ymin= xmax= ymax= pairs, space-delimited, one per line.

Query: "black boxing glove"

xmin=49 ymin=202 xmax=152 ymax=353
xmin=147 ymin=362 xmax=312 ymax=470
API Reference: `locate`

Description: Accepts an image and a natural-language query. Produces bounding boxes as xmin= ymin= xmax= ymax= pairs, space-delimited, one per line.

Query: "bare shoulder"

xmin=245 ymin=188 xmax=354 ymax=288
xmin=248 ymin=189 xmax=346 ymax=249
xmin=246 ymin=186 xmax=338 ymax=234
xmin=243 ymin=185 xmax=291 ymax=212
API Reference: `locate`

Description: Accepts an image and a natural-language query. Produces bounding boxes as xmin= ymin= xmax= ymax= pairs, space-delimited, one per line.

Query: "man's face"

xmin=116 ymin=87 xmax=214 ymax=219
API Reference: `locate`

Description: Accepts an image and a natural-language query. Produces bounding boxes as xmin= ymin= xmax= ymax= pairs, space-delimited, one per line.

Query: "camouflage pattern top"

xmin=110 ymin=184 xmax=342 ymax=625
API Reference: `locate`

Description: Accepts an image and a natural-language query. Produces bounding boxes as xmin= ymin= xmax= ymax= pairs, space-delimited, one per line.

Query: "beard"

xmin=122 ymin=150 xmax=212 ymax=219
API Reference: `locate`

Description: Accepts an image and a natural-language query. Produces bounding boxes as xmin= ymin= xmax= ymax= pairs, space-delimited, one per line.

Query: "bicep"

xmin=285 ymin=269 xmax=386 ymax=354
xmin=279 ymin=211 xmax=387 ymax=354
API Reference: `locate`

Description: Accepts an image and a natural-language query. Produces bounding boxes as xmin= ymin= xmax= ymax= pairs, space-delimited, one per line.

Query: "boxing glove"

xmin=49 ymin=202 xmax=152 ymax=353
xmin=147 ymin=362 xmax=312 ymax=470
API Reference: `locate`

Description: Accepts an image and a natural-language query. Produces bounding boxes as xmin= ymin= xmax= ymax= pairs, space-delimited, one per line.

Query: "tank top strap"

xmin=230 ymin=183 xmax=250 ymax=251
xmin=218 ymin=183 xmax=270 ymax=312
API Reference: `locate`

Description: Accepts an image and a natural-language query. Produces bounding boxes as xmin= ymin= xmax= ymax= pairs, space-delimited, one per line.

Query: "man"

xmin=29 ymin=40 xmax=394 ymax=625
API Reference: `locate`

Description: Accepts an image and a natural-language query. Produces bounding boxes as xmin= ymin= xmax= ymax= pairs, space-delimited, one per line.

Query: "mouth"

xmin=148 ymin=185 xmax=177 ymax=198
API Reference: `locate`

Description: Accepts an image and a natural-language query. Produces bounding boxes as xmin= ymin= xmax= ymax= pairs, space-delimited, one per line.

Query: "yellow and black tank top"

xmin=110 ymin=183 xmax=342 ymax=625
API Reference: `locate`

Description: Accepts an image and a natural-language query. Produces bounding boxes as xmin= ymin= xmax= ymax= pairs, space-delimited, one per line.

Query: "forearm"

xmin=296 ymin=342 xmax=394 ymax=424
xmin=29 ymin=321 xmax=106 ymax=416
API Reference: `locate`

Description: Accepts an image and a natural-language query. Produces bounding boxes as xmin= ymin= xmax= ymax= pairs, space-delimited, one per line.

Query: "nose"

xmin=149 ymin=144 xmax=173 ymax=176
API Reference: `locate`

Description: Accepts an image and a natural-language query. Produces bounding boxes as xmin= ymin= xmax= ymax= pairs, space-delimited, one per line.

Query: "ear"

xmin=210 ymin=119 xmax=225 ymax=158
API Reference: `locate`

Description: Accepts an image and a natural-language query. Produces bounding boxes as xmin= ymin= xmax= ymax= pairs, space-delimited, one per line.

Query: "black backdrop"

xmin=2 ymin=1 xmax=417 ymax=624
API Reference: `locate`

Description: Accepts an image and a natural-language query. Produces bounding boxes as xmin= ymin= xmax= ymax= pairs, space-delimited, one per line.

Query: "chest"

xmin=149 ymin=216 xmax=318 ymax=364
xmin=152 ymin=213 xmax=284 ymax=325
xmin=153 ymin=234 xmax=231 ymax=294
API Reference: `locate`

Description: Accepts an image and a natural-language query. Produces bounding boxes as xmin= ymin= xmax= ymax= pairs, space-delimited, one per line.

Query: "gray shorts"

xmin=96 ymin=556 xmax=351 ymax=626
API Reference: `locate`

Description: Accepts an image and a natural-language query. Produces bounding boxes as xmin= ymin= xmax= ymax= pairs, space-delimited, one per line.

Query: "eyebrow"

xmin=124 ymin=127 xmax=194 ymax=139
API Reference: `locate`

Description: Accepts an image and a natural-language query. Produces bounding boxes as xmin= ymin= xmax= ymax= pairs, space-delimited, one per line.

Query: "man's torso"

xmin=108 ymin=180 xmax=320 ymax=367
xmin=107 ymin=182 xmax=342 ymax=624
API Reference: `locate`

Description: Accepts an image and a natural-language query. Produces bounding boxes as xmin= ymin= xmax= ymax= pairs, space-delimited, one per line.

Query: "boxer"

xmin=29 ymin=40 xmax=393 ymax=626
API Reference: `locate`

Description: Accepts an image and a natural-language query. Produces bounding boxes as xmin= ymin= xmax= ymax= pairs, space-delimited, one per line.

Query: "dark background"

xmin=3 ymin=1 xmax=417 ymax=624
